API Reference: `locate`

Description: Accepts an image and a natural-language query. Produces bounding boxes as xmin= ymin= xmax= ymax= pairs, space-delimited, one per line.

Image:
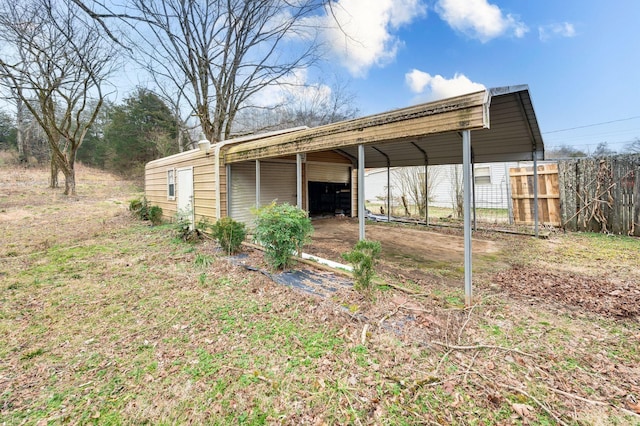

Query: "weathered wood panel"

xmin=307 ymin=150 xmax=353 ymax=164
xmin=509 ymin=164 xmax=561 ymax=226
xmin=557 ymin=154 xmax=640 ymax=236
xmin=224 ymin=92 xmax=487 ymax=163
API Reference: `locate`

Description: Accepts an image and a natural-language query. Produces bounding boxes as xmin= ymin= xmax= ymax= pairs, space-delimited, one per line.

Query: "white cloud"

xmin=312 ymin=0 xmax=427 ymax=77
xmin=436 ymin=0 xmax=528 ymax=42
xmin=405 ymin=70 xmax=485 ymax=101
xmin=538 ymin=22 xmax=576 ymax=42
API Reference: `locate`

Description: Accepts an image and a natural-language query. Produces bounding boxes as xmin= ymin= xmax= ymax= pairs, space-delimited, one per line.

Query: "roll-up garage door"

xmin=307 ymin=163 xmax=350 ymax=183
xmin=260 ymin=161 xmax=297 ymax=206
xmin=229 ymin=162 xmax=256 ymax=225
xmin=230 ymin=161 xmax=297 ymax=225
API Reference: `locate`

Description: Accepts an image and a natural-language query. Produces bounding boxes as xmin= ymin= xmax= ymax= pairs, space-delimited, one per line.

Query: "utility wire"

xmin=542 ymin=115 xmax=640 ymax=134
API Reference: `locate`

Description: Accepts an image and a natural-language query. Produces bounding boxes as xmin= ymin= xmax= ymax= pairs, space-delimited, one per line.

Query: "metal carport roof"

xmin=223 ymin=85 xmax=544 ymax=167
xmin=221 ymin=84 xmax=545 ymax=307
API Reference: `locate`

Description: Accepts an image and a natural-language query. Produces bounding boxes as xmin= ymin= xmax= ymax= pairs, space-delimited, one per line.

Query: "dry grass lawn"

xmin=1 ymin=164 xmax=639 ymax=425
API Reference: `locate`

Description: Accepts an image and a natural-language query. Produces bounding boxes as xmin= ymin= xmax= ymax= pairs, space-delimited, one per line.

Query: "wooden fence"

xmin=509 ymin=164 xmax=562 ymax=226
xmin=557 ymin=155 xmax=640 ymax=236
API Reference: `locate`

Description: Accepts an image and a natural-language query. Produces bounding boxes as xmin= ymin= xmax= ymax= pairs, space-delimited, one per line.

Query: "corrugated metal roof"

xmin=223 ymin=85 xmax=544 ymax=167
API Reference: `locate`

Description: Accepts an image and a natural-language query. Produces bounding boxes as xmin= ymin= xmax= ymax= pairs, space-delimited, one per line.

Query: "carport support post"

xmin=462 ymin=130 xmax=473 ymax=306
xmin=533 ymin=154 xmax=539 ymax=238
xmin=424 ymin=161 xmax=429 ymax=225
xmin=296 ymin=154 xmax=303 ymax=209
xmin=255 ymin=160 xmax=261 ymax=209
xmin=386 ymin=165 xmax=391 ymax=222
xmin=358 ymin=144 xmax=365 ymax=241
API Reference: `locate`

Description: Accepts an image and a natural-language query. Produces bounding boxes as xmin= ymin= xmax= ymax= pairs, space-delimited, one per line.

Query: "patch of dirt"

xmin=308 ymin=218 xmax=498 ymax=264
xmin=492 ymin=267 xmax=640 ymax=318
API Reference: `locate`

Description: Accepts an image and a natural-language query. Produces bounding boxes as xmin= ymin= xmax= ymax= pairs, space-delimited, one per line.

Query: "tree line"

xmin=0 ymin=0 xmax=355 ymax=193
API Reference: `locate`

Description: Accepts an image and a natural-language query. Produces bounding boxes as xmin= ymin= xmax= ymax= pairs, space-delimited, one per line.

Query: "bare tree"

xmin=393 ymin=166 xmax=441 ymax=217
xmin=234 ymin=76 xmax=359 ymax=133
xmin=0 ymin=0 xmax=117 ymax=194
xmin=125 ymin=0 xmax=323 ymax=142
xmin=450 ymin=165 xmax=464 ymax=218
xmin=624 ymin=138 xmax=640 ymax=154
xmin=590 ymin=141 xmax=616 ymax=157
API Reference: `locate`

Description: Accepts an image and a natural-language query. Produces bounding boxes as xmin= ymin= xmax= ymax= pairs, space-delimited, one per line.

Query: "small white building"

xmin=365 ymin=161 xmax=554 ymax=215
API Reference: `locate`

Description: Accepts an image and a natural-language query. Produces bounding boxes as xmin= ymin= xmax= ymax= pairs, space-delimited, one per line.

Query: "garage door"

xmin=229 ymin=161 xmax=297 ymax=225
xmin=307 ymin=163 xmax=350 ymax=183
xmin=260 ymin=161 xmax=297 ymax=207
xmin=229 ymin=162 xmax=256 ymax=225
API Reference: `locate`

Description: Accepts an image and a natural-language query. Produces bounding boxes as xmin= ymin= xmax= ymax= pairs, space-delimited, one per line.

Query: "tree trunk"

xmin=401 ymin=195 xmax=411 ymax=217
xmin=16 ymin=96 xmax=28 ymax=163
xmin=63 ymin=152 xmax=76 ymax=195
xmin=177 ymin=127 xmax=183 ymax=153
xmin=64 ymin=168 xmax=76 ymax=195
xmin=50 ymin=157 xmax=59 ymax=188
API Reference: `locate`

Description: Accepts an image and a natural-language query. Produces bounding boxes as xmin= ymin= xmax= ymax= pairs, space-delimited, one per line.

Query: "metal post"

xmin=462 ymin=130 xmax=473 ymax=306
xmin=387 ymin=165 xmax=391 ymax=222
xmin=533 ymin=155 xmax=539 ymax=238
xmin=358 ymin=144 xmax=365 ymax=241
xmin=505 ymin=163 xmax=514 ymax=225
xmin=471 ymin=149 xmax=476 ymax=231
xmin=424 ymin=161 xmax=429 ymax=225
xmin=226 ymin=164 xmax=231 ymax=218
xmin=255 ymin=160 xmax=261 ymax=209
xmin=296 ymin=153 xmax=303 ymax=209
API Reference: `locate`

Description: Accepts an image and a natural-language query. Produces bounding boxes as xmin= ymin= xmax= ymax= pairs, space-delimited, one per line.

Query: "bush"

xmin=129 ymin=197 xmax=149 ymax=220
xmin=211 ymin=217 xmax=246 ymax=255
xmin=253 ymin=202 xmax=313 ymax=270
xmin=129 ymin=196 xmax=163 ymax=225
xmin=148 ymin=205 xmax=163 ymax=226
xmin=342 ymin=240 xmax=381 ymax=295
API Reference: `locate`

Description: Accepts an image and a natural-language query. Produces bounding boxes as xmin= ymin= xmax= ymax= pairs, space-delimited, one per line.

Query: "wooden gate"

xmin=509 ymin=164 xmax=561 ymax=226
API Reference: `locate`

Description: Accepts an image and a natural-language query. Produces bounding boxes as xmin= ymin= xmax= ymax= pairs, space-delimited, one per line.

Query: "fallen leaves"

xmin=493 ymin=268 xmax=640 ymax=318
xmin=512 ymin=402 xmax=535 ymax=419
xmin=626 ymin=395 xmax=640 ymax=414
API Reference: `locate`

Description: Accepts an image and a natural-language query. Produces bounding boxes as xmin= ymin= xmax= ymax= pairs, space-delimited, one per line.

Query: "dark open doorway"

xmin=308 ymin=181 xmax=351 ymax=217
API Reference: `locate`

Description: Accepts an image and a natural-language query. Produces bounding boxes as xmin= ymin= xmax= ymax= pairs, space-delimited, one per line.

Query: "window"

xmin=167 ymin=169 xmax=175 ymax=199
xmin=474 ymin=166 xmax=491 ymax=185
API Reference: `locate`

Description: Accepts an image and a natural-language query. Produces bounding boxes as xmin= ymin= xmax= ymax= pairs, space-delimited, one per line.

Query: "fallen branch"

xmin=498 ymin=382 xmax=569 ymax=426
xmin=549 ymin=387 xmax=640 ymax=420
xmin=431 ymin=341 xmax=538 ymax=359
xmin=378 ymin=303 xmax=404 ymax=328
xmin=361 ymin=323 xmax=369 ymax=345
xmin=549 ymin=387 xmax=608 ymax=406
xmin=381 ymin=281 xmax=431 ymax=297
xmin=457 ymin=304 xmax=478 ymax=344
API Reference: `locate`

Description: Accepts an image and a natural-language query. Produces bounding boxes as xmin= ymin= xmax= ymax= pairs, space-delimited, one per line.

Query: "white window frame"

xmin=167 ymin=168 xmax=176 ymax=200
xmin=474 ymin=166 xmax=491 ymax=185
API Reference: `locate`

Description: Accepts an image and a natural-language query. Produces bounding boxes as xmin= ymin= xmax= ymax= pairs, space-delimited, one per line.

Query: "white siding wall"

xmin=365 ymin=163 xmax=521 ymax=210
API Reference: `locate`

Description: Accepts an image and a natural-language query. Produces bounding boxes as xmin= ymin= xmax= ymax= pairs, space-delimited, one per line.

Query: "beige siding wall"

xmin=352 ymin=169 xmax=358 ymax=218
xmin=145 ymin=148 xmax=358 ymax=223
xmin=145 ymin=149 xmax=217 ymax=223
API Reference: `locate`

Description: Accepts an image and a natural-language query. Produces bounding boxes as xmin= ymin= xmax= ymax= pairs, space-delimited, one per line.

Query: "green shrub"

xmin=342 ymin=240 xmax=381 ymax=295
xmin=194 ymin=253 xmax=214 ymax=269
xmin=129 ymin=197 xmax=163 ymax=225
xmin=129 ymin=197 xmax=149 ymax=220
xmin=174 ymin=212 xmax=197 ymax=242
xmin=211 ymin=217 xmax=246 ymax=255
xmin=253 ymin=202 xmax=313 ymax=270
xmin=148 ymin=205 xmax=163 ymax=226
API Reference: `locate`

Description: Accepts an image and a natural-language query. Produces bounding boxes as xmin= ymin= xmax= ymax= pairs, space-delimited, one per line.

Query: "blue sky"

xmin=307 ymin=0 xmax=640 ymax=154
